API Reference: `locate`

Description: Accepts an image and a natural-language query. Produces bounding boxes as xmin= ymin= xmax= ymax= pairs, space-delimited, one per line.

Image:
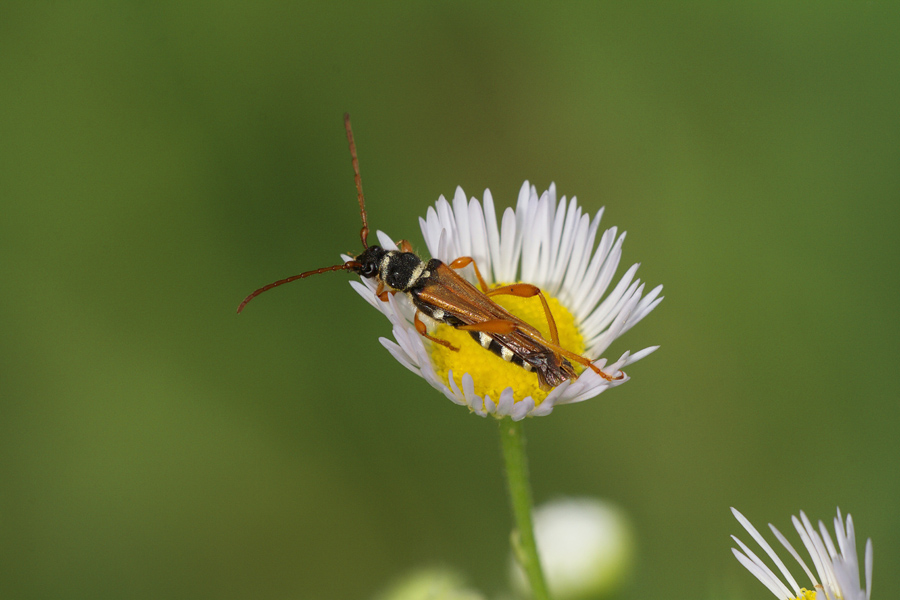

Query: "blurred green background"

xmin=2 ymin=3 xmax=898 ymax=599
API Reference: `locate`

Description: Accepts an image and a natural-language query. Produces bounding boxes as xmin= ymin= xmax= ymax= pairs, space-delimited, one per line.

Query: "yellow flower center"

xmin=427 ymin=283 xmax=585 ymax=407
xmin=795 ymin=590 xmax=816 ymax=600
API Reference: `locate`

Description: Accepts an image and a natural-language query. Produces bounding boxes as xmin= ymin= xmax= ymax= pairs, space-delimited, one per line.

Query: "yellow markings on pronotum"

xmin=427 ymin=284 xmax=585 ymax=406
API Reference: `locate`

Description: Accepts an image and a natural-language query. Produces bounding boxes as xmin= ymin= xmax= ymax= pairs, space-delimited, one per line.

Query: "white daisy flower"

xmin=731 ymin=507 xmax=873 ymax=600
xmin=348 ymin=181 xmax=662 ymax=420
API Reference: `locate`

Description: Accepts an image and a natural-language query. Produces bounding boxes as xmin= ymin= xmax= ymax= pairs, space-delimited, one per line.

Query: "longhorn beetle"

xmin=237 ymin=114 xmax=623 ymax=390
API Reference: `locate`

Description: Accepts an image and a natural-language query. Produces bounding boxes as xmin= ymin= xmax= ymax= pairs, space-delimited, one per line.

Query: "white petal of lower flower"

xmin=732 ymin=507 xmax=873 ymax=600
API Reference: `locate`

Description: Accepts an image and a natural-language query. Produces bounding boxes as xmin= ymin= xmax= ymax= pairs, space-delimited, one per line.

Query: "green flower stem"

xmin=498 ymin=418 xmax=550 ymax=600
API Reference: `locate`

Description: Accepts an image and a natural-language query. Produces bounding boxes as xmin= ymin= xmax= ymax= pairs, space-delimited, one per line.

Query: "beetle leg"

xmin=448 ymin=256 xmax=490 ymax=293
xmin=456 ymin=319 xmax=517 ymax=334
xmin=397 ymin=239 xmax=415 ymax=253
xmin=486 ymin=283 xmax=623 ymax=382
xmin=374 ymin=281 xmax=396 ymax=302
xmin=504 ymin=324 xmax=623 ymax=381
xmin=414 ymin=311 xmax=459 ymax=351
xmin=486 ymin=283 xmax=560 ymax=346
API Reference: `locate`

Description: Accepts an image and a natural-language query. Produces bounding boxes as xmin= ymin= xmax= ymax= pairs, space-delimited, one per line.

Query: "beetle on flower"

xmin=240 ymin=116 xmax=662 ymax=420
xmin=351 ymin=181 xmax=662 ymax=420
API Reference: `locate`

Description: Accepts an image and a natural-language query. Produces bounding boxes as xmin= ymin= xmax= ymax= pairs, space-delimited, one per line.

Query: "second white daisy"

xmin=731 ymin=507 xmax=873 ymax=600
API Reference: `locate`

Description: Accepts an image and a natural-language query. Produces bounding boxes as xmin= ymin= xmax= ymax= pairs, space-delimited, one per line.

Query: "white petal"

xmin=554 ymin=363 xmax=622 ymax=404
xmin=534 ymin=191 xmax=556 ymax=284
xmin=375 ymin=230 xmax=398 ymax=251
xmin=732 ymin=508 xmax=802 ymax=596
xmin=435 ymin=195 xmax=459 ymax=259
xmin=379 ymin=338 xmax=419 ymax=375
xmin=520 ymin=190 xmax=544 ymax=282
xmin=605 ymin=351 xmax=631 ymax=376
xmin=573 ymin=230 xmax=625 ymax=320
xmin=422 ymin=201 xmax=448 ymax=257
xmin=732 ymin=548 xmax=791 ymax=599
xmin=453 ymin=187 xmax=472 ymax=258
xmin=542 ymin=195 xmax=568 ymax=291
xmin=794 ymin=514 xmax=828 ymax=588
xmin=547 ymin=198 xmax=585 ymax=296
xmin=348 ymin=280 xmax=380 ymax=309
xmin=419 ymin=209 xmax=440 ymax=257
xmin=467 ymin=197 xmax=492 ymax=283
xmin=461 ymin=372 xmax=485 ymax=416
xmin=623 ymin=345 xmax=659 ymax=366
xmin=516 ymin=180 xmax=531 ymax=211
xmin=511 ymin=183 xmax=531 ymax=276
xmin=569 ymin=226 xmax=617 ymax=311
xmin=865 ymin=538 xmax=873 ymax=600
xmin=446 ymin=368 xmax=462 ymax=396
xmin=434 ymin=228 xmax=450 ymax=263
xmin=496 ymin=387 xmax=515 ymax=416
xmin=559 ymin=209 xmax=603 ymax=305
xmin=770 ymin=524 xmax=818 ymax=588
xmin=483 ymin=393 xmax=498 ymax=415
xmin=438 ymin=369 xmax=466 ymax=405
xmin=581 ymin=264 xmax=640 ymax=345
xmin=732 ymin=536 xmax=796 ymax=598
xmin=511 ymin=396 xmax=534 ymax=421
xmin=391 ymin=325 xmax=423 ymax=367
xmin=482 ymin=189 xmax=502 ymax=283
xmin=529 ymin=399 xmax=555 ymax=417
xmin=586 ymin=281 xmax=644 ymax=358
xmin=498 ymin=206 xmax=519 ymax=282
xmin=620 ymin=285 xmax=664 ymax=335
xmin=385 ymin=287 xmax=416 ymax=324
xmin=820 ymin=521 xmax=838 ymax=562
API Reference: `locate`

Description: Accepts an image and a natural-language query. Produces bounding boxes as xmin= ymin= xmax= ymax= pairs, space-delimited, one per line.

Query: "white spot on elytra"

xmin=501 ymin=347 xmax=514 ymax=362
xmin=479 ymin=333 xmax=492 ymax=348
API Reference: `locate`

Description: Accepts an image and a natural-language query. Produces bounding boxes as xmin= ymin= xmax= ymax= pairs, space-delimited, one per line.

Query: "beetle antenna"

xmin=344 ymin=113 xmax=369 ymax=249
xmin=237 ymin=261 xmax=362 ymax=314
